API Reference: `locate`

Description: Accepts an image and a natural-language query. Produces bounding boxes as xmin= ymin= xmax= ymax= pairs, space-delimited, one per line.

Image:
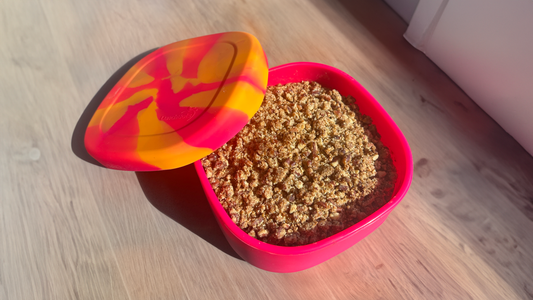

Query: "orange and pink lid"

xmin=84 ymin=32 xmax=269 ymax=171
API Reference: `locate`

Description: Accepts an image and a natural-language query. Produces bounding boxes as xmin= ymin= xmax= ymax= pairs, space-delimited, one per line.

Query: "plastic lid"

xmin=85 ymin=32 xmax=269 ymax=171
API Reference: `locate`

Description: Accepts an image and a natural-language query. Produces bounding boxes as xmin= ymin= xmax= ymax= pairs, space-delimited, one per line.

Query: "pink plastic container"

xmin=194 ymin=62 xmax=413 ymax=273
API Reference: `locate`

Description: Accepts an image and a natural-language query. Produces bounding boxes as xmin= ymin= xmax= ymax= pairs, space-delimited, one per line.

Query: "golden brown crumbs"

xmin=202 ymin=81 xmax=397 ymax=246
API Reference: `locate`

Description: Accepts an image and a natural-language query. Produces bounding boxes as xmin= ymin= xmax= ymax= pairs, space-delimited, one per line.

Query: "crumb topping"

xmin=202 ymin=81 xmax=397 ymax=246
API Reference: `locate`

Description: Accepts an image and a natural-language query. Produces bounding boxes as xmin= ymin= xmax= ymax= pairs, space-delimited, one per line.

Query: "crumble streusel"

xmin=202 ymin=81 xmax=397 ymax=246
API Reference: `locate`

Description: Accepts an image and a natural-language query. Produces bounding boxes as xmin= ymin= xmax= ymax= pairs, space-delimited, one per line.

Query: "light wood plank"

xmin=1 ymin=0 xmax=131 ymax=299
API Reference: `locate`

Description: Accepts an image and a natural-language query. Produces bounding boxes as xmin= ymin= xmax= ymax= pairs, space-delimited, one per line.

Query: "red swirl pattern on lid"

xmin=85 ymin=32 xmax=268 ymax=170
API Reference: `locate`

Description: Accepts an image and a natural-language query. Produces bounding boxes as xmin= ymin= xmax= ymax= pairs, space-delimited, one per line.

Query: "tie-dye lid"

xmin=84 ymin=32 xmax=269 ymax=171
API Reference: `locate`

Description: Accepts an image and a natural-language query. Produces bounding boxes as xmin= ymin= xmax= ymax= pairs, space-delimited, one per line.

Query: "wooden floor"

xmin=2 ymin=0 xmax=533 ymax=299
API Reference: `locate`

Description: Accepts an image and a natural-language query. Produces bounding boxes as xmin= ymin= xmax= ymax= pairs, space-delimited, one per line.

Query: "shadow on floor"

xmin=70 ymin=48 xmax=241 ymax=260
xmin=311 ymin=0 xmax=419 ymax=73
xmin=136 ymin=165 xmax=242 ymax=260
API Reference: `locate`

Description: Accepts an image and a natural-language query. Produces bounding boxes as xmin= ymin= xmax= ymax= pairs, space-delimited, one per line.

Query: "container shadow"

xmin=70 ymin=48 xmax=241 ymax=260
xmin=136 ymin=165 xmax=242 ymax=260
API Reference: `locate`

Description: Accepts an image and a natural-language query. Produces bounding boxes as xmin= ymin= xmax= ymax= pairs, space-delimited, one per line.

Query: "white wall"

xmin=404 ymin=0 xmax=533 ymax=156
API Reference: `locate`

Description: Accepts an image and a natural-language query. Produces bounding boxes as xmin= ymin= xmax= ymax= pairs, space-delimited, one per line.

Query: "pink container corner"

xmin=194 ymin=62 xmax=413 ymax=273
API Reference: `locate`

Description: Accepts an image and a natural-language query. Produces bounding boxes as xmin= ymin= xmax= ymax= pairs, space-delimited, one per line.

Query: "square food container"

xmin=82 ymin=32 xmax=413 ymax=273
xmin=194 ymin=62 xmax=413 ymax=272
